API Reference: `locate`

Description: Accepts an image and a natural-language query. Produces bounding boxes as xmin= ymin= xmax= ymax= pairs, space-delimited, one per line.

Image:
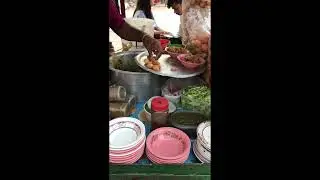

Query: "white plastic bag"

xmin=184 ymin=0 xmax=211 ymax=9
xmin=181 ymin=0 xmax=211 ymax=55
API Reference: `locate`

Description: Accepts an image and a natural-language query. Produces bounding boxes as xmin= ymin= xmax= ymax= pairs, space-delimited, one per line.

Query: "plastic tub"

xmin=161 ymin=77 xmax=207 ymax=105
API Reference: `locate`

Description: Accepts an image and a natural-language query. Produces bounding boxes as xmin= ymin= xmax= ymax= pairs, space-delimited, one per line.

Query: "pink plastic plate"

xmin=146 ymin=147 xmax=187 ymax=164
xmin=146 ymin=127 xmax=190 ymax=160
xmin=146 ymin=147 xmax=187 ymax=163
xmin=146 ymin=152 xmax=158 ymax=164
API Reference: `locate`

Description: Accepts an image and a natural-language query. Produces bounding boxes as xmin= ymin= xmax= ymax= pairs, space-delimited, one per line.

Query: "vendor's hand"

xmin=142 ymin=35 xmax=163 ymax=60
xmin=159 ymin=31 xmax=172 ymax=38
xmin=163 ymin=31 xmax=173 ymax=35
xmin=155 ymin=31 xmax=172 ymax=39
xmin=109 ymin=43 xmax=115 ymax=57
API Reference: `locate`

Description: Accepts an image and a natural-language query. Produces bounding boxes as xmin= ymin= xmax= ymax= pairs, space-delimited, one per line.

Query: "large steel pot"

xmin=109 ymin=50 xmax=168 ymax=102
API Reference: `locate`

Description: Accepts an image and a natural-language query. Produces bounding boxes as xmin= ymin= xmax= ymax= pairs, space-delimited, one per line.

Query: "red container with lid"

xmin=159 ymin=39 xmax=170 ymax=50
xmin=151 ymin=97 xmax=169 ymax=131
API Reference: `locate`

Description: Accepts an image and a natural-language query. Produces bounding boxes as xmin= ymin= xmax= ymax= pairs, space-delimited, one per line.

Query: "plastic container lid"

xmin=151 ymin=97 xmax=169 ymax=112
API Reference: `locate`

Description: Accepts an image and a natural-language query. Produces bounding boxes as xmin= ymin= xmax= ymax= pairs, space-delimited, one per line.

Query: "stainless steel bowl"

xmin=109 ymin=50 xmax=168 ymax=102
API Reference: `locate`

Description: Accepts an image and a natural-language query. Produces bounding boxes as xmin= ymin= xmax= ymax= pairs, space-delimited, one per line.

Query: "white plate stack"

xmin=109 ymin=117 xmax=146 ymax=164
xmin=193 ymin=121 xmax=211 ymax=163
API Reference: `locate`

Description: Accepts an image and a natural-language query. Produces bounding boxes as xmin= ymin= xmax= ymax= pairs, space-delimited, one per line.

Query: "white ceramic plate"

xmin=196 ymin=138 xmax=211 ymax=162
xmin=110 ymin=138 xmax=146 ymax=157
xmin=110 ymin=146 xmax=145 ymax=164
xmin=193 ymin=140 xmax=210 ymax=164
xmin=135 ymin=51 xmax=205 ymax=78
xmin=196 ymin=121 xmax=211 ymax=150
xmin=147 ymin=96 xmax=176 ymax=113
xmin=109 ymin=117 xmax=145 ymax=150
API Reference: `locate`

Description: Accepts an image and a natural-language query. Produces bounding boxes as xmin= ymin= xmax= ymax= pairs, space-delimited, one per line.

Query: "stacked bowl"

xmin=109 ymin=117 xmax=146 ymax=164
xmin=146 ymin=127 xmax=191 ymax=164
xmin=193 ymin=121 xmax=211 ymax=163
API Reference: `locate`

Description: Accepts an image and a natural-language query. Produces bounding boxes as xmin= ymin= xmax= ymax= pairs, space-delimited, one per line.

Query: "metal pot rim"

xmin=109 ymin=51 xmax=151 ymax=75
xmin=109 ymin=65 xmax=151 ymax=75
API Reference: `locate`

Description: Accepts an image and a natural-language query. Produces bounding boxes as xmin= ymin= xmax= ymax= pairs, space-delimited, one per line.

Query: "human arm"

xmin=109 ymin=1 xmax=162 ymax=58
xmin=117 ymin=22 xmax=163 ymax=59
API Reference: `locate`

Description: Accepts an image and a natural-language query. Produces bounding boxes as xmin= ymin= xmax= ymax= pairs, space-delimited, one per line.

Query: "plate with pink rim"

xmin=110 ymin=138 xmax=146 ymax=159
xmin=109 ymin=136 xmax=145 ymax=154
xmin=110 ymin=147 xmax=145 ymax=164
xmin=109 ymin=117 xmax=145 ymax=150
xmin=110 ymin=144 xmax=145 ymax=162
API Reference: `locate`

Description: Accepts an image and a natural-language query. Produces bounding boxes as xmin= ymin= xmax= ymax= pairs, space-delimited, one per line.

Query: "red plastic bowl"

xmin=177 ymin=54 xmax=206 ymax=69
xmin=159 ymin=39 xmax=170 ymax=50
xmin=146 ymin=127 xmax=191 ymax=160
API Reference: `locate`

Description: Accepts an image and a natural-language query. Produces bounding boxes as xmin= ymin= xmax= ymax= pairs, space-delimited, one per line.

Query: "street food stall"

xmin=109 ymin=0 xmax=212 ymax=178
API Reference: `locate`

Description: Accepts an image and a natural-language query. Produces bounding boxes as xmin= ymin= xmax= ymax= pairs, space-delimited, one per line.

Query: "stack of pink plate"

xmin=146 ymin=127 xmax=191 ymax=164
xmin=109 ymin=117 xmax=146 ymax=164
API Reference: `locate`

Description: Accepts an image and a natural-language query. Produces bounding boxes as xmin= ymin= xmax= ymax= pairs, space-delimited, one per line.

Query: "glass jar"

xmin=109 ymin=102 xmax=129 ymax=118
xmin=151 ymin=97 xmax=169 ymax=131
xmin=109 ymin=85 xmax=126 ymax=102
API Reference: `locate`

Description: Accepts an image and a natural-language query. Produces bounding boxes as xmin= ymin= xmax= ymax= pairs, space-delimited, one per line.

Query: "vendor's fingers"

xmin=155 ymin=51 xmax=163 ymax=60
xmin=147 ymin=50 xmax=153 ymax=58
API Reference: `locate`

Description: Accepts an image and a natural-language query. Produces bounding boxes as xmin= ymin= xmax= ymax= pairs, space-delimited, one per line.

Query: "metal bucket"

xmin=109 ymin=50 xmax=168 ymax=102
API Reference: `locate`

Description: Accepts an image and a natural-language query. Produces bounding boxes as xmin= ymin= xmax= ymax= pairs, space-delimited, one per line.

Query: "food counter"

xmin=109 ymin=0 xmax=212 ymax=178
xmin=109 ymin=102 xmax=211 ymax=179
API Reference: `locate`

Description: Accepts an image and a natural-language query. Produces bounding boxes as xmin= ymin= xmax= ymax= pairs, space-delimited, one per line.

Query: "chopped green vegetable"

xmin=112 ymin=56 xmax=145 ymax=72
xmin=181 ymin=86 xmax=211 ymax=118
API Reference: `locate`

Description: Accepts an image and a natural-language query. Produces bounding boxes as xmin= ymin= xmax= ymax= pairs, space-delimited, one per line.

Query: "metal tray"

xmin=135 ymin=51 xmax=206 ymax=78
